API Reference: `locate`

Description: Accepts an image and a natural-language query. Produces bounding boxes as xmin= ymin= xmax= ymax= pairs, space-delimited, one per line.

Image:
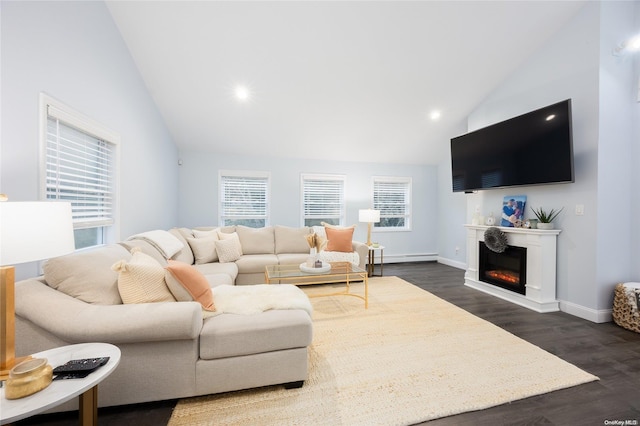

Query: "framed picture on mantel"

xmin=501 ymin=195 xmax=526 ymax=227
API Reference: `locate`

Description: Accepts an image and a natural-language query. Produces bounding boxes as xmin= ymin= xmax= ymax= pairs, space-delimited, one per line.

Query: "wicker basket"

xmin=612 ymin=283 xmax=640 ymax=334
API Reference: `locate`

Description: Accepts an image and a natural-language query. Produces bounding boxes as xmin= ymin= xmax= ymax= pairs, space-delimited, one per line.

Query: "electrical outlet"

xmin=455 ymin=246 xmax=460 ymax=254
xmin=575 ymin=204 xmax=584 ymax=215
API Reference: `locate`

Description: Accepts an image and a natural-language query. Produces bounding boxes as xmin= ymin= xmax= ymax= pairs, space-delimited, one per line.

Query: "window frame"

xmin=39 ymin=93 xmax=120 ymax=249
xmin=218 ymin=170 xmax=271 ymax=227
xmin=371 ymin=176 xmax=412 ymax=232
xmin=300 ymin=173 xmax=346 ymax=227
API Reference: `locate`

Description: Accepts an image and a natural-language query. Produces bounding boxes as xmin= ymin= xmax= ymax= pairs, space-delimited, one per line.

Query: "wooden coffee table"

xmin=265 ymin=262 xmax=369 ymax=308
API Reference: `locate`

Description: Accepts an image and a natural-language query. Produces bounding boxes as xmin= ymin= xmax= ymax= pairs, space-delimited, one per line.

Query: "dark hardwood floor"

xmin=14 ymin=262 xmax=640 ymax=426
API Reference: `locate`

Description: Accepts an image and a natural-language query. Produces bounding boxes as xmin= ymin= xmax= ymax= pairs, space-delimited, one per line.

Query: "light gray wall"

xmin=437 ymin=1 xmax=639 ymax=322
xmin=1 ymin=1 xmax=179 ymax=279
xmin=596 ymin=0 xmax=638 ymax=310
xmin=177 ymin=150 xmax=438 ymax=261
xmin=436 ymin=121 xmax=468 ymax=269
xmin=631 ymin=2 xmax=640 ymax=281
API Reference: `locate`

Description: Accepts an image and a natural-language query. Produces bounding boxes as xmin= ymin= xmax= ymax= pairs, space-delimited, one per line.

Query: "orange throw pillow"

xmin=325 ymin=226 xmax=354 ymax=252
xmin=165 ymin=260 xmax=216 ymax=311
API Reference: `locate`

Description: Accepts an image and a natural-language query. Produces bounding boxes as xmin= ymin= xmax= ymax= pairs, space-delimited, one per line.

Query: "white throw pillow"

xmin=112 ymin=249 xmax=175 ymax=304
xmin=187 ymin=235 xmax=219 ymax=264
xmin=215 ymin=233 xmax=243 ymax=263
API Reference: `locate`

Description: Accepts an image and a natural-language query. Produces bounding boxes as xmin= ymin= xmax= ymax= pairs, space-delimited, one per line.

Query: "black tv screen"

xmin=451 ymin=100 xmax=574 ymax=192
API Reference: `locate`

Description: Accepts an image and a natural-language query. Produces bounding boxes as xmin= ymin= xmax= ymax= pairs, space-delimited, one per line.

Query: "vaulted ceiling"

xmin=106 ymin=1 xmax=586 ymax=165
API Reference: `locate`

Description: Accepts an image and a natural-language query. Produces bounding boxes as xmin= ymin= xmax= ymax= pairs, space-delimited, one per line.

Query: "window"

xmin=41 ymin=94 xmax=119 ymax=249
xmin=373 ymin=176 xmax=411 ymax=230
xmin=301 ymin=174 xmax=345 ymax=226
xmin=219 ymin=171 xmax=270 ymax=227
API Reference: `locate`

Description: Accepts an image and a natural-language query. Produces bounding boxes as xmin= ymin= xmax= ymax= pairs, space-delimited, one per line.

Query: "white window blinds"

xmin=220 ymin=173 xmax=269 ymax=227
xmin=301 ymin=174 xmax=345 ymax=226
xmin=46 ymin=107 xmax=116 ymax=230
xmin=373 ymin=177 xmax=411 ymax=229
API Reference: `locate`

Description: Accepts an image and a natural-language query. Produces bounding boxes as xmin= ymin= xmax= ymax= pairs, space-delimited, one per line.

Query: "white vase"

xmin=306 ymin=248 xmax=317 ymax=267
xmin=536 ymin=222 xmax=554 ymax=230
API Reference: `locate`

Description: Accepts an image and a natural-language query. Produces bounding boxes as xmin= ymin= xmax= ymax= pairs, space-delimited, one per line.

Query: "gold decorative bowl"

xmin=5 ymin=358 xmax=53 ymax=400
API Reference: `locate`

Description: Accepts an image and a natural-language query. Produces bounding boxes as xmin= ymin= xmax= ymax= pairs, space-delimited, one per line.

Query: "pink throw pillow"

xmin=325 ymin=226 xmax=354 ymax=253
xmin=165 ymin=260 xmax=216 ymax=311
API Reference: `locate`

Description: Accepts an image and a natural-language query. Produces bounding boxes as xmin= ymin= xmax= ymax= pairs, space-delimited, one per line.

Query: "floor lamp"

xmin=0 ymin=201 xmax=75 ymax=380
xmin=359 ymin=209 xmax=380 ymax=247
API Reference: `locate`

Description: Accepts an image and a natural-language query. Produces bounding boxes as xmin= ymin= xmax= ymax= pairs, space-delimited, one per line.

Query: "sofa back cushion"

xmin=236 ymin=226 xmax=275 ymax=255
xmin=44 ymin=244 xmax=130 ymax=305
xmin=275 ymin=226 xmax=312 ymax=254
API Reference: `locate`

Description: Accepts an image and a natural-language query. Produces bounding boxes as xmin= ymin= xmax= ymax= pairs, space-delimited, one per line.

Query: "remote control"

xmin=53 ymin=357 xmax=110 ymax=375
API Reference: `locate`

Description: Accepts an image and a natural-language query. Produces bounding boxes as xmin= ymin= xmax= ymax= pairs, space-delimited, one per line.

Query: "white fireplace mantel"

xmin=464 ymin=225 xmax=561 ymax=313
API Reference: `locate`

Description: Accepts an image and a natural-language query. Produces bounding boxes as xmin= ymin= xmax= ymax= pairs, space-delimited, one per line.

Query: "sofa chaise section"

xmin=14 ymin=242 xmax=313 ymax=411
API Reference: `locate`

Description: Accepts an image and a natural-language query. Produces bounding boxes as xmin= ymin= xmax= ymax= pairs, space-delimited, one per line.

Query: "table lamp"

xmin=1 ymin=200 xmax=75 ymax=380
xmin=359 ymin=209 xmax=380 ymax=247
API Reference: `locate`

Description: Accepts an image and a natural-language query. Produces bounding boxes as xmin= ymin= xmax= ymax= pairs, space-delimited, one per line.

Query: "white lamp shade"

xmin=359 ymin=209 xmax=380 ymax=223
xmin=0 ymin=202 xmax=75 ymax=266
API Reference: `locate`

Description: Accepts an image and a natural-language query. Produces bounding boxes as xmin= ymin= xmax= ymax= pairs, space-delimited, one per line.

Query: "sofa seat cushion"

xmin=199 ymin=309 xmax=312 ymax=360
xmin=193 ymin=262 xmax=239 ymax=281
xmin=202 ymin=274 xmax=234 ymax=288
xmin=235 ymin=254 xmax=279 ymax=274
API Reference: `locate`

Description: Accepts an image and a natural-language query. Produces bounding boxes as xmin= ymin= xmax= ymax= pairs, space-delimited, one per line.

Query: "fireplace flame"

xmin=486 ymin=270 xmax=519 ymax=284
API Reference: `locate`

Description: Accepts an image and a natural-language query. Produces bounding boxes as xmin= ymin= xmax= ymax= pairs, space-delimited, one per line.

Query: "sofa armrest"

xmin=16 ymin=279 xmax=202 ymax=344
xmin=352 ymin=241 xmax=369 ymax=270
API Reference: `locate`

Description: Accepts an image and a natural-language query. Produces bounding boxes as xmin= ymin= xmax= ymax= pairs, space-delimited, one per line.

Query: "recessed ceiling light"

xmin=629 ymin=35 xmax=640 ymax=51
xmin=235 ymin=86 xmax=250 ymax=101
xmin=430 ymin=110 xmax=441 ymax=120
xmin=546 ymin=114 xmax=556 ymax=121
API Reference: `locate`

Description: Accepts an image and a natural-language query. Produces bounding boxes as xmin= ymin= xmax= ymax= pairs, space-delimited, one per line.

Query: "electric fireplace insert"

xmin=478 ymin=241 xmax=527 ymax=295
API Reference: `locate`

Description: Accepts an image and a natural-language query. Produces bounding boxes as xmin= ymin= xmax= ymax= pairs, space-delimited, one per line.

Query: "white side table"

xmin=367 ymin=245 xmax=385 ymax=277
xmin=1 ymin=342 xmax=120 ymax=426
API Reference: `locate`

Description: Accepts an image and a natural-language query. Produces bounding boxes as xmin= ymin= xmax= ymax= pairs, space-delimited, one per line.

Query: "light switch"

xmin=575 ymin=204 xmax=584 ymax=215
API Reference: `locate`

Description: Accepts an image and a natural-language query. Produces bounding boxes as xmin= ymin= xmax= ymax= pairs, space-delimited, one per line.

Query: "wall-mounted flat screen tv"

xmin=450 ymin=99 xmax=574 ymax=192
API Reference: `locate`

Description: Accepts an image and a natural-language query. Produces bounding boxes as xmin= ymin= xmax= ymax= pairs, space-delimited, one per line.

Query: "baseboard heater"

xmin=382 ymin=253 xmax=438 ymax=264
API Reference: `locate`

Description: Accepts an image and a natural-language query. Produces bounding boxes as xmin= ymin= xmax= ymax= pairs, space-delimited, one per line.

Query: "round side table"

xmin=1 ymin=342 xmax=120 ymax=426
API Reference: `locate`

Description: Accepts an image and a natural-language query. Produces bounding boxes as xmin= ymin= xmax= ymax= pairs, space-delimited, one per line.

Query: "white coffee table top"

xmin=0 ymin=342 xmax=120 ymax=425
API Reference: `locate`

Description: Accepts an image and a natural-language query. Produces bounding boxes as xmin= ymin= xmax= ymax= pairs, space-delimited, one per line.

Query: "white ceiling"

xmin=106 ymin=1 xmax=586 ymax=165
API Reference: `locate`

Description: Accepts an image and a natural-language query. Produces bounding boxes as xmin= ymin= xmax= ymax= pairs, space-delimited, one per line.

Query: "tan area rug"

xmin=169 ymin=276 xmax=598 ymax=426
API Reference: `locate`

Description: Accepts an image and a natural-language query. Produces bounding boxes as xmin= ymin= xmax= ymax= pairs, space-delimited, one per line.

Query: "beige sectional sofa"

xmin=14 ymin=225 xmax=367 ymax=412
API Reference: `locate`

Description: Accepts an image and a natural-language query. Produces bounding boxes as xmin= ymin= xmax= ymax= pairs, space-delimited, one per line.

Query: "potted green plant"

xmin=530 ymin=206 xmax=563 ymax=230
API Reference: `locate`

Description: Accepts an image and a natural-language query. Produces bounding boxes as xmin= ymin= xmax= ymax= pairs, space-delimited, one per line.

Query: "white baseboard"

xmin=382 ymin=255 xmax=613 ymax=324
xmin=377 ymin=254 xmax=465 ymax=269
xmin=381 ymin=253 xmax=438 ymax=264
xmin=437 ymin=257 xmax=466 ymax=270
xmin=559 ymin=300 xmax=613 ymax=323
